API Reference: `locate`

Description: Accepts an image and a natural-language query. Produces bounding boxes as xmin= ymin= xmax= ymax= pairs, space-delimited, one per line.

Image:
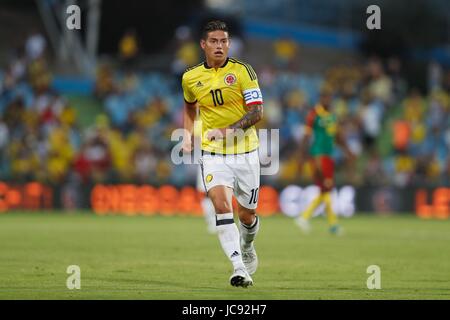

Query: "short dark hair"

xmin=202 ymin=20 xmax=229 ymax=39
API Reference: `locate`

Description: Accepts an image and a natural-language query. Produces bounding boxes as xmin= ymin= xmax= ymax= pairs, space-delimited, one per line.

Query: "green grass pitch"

xmin=0 ymin=212 xmax=449 ymax=300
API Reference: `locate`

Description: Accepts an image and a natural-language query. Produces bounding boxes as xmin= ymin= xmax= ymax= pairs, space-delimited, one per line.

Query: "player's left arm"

xmin=229 ymin=103 xmax=263 ymax=130
xmin=206 ymin=104 xmax=263 ymax=141
xmin=230 ymin=63 xmax=264 ymax=130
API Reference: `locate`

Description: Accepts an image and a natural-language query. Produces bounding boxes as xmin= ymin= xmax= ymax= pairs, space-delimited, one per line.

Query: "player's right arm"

xmin=182 ymin=72 xmax=197 ymax=153
xmin=183 ymin=101 xmax=197 ymax=152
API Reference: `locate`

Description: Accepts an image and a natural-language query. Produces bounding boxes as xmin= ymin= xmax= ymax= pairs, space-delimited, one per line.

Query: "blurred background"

xmin=0 ymin=0 xmax=449 ymax=216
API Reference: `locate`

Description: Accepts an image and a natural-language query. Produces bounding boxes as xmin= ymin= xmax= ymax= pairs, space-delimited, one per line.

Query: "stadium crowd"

xmin=1 ymin=33 xmax=449 ymax=188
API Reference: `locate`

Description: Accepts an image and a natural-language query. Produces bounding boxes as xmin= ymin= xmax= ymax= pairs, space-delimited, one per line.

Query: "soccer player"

xmin=295 ymin=85 xmax=355 ymax=235
xmin=182 ymin=20 xmax=263 ymax=287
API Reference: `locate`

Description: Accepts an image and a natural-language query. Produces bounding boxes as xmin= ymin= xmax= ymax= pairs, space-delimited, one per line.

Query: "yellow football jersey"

xmin=182 ymin=57 xmax=263 ymax=154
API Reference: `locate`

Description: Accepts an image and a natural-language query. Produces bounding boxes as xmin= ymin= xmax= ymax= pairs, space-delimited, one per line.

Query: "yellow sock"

xmin=323 ymin=192 xmax=338 ymax=225
xmin=302 ymin=194 xmax=323 ymax=220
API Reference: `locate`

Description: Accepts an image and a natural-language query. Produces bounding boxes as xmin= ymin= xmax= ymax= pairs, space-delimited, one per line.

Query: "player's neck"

xmin=205 ymin=57 xmax=228 ymax=69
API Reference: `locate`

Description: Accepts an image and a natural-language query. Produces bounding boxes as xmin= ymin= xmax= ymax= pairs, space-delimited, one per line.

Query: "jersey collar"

xmin=203 ymin=57 xmax=229 ymax=69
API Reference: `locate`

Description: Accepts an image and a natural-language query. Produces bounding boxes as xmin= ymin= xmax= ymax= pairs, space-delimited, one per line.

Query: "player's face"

xmin=201 ymin=30 xmax=230 ymax=64
xmin=320 ymin=93 xmax=333 ymax=108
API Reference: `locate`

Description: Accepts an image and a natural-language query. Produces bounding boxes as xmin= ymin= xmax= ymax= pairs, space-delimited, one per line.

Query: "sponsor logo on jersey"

xmin=206 ymin=174 xmax=213 ymax=183
xmin=224 ymin=73 xmax=237 ymax=85
xmin=196 ymin=81 xmax=203 ymax=87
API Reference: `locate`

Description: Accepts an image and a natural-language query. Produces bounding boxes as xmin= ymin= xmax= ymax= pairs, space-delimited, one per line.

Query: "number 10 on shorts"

xmin=249 ymin=188 xmax=259 ymax=205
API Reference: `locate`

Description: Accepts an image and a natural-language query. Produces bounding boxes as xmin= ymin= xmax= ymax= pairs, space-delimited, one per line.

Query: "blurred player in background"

xmin=296 ymin=85 xmax=355 ymax=235
xmin=182 ymin=20 xmax=263 ymax=287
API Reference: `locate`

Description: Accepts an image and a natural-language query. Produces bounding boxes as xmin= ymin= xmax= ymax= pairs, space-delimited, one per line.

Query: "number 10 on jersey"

xmin=210 ymin=89 xmax=224 ymax=106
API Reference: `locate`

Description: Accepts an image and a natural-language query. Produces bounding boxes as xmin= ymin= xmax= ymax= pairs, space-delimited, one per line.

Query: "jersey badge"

xmin=224 ymin=73 xmax=237 ymax=86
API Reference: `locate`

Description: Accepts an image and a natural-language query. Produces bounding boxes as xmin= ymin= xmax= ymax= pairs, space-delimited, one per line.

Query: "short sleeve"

xmin=240 ymin=64 xmax=263 ymax=106
xmin=182 ymin=73 xmax=196 ymax=104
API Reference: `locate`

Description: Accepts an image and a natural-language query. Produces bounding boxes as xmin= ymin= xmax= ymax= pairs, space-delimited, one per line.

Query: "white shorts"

xmin=196 ymin=165 xmax=206 ymax=192
xmin=198 ymin=150 xmax=260 ymax=210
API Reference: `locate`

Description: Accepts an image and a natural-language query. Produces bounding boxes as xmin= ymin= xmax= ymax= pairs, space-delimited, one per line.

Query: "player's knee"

xmin=238 ymin=207 xmax=256 ymax=225
xmin=213 ymin=201 xmax=233 ymax=214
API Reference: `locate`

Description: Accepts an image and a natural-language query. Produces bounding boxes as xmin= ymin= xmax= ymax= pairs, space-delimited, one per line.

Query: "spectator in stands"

xmin=363 ymin=150 xmax=386 ymax=186
xmin=74 ymin=143 xmax=92 ymax=184
xmin=393 ymin=151 xmax=416 ymax=187
xmin=9 ymin=49 xmax=27 ymax=83
xmin=132 ymin=134 xmax=157 ymax=184
xmin=358 ymin=89 xmax=383 ymax=151
xmin=118 ymin=29 xmax=139 ymax=71
xmin=95 ymin=64 xmax=116 ymax=99
xmin=273 ymin=37 xmax=299 ymax=71
xmin=366 ymin=57 xmax=393 ymax=106
xmin=84 ymin=132 xmax=111 ymax=183
xmin=2 ymin=32 xmax=450 ymax=190
xmin=428 ymin=61 xmax=443 ymax=92
xmin=392 ymin=120 xmax=411 ymax=153
xmin=171 ymin=26 xmax=200 ymax=78
xmin=387 ymin=56 xmax=407 ymax=101
xmin=25 ymin=29 xmax=46 ymax=62
xmin=403 ymin=88 xmax=426 ymax=123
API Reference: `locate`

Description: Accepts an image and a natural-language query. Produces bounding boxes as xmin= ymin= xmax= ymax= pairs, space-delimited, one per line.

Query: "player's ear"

xmin=200 ymin=39 xmax=206 ymax=50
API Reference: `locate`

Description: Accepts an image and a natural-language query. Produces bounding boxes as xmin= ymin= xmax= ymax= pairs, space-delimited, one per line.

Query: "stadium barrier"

xmin=90 ymin=184 xmax=280 ymax=216
xmin=0 ymin=181 xmax=448 ymax=219
xmin=0 ymin=182 xmax=53 ymax=211
xmin=415 ymin=188 xmax=450 ymax=219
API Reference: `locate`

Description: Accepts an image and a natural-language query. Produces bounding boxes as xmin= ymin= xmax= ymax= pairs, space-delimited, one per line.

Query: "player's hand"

xmin=182 ymin=134 xmax=193 ymax=153
xmin=206 ymin=128 xmax=229 ymax=141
